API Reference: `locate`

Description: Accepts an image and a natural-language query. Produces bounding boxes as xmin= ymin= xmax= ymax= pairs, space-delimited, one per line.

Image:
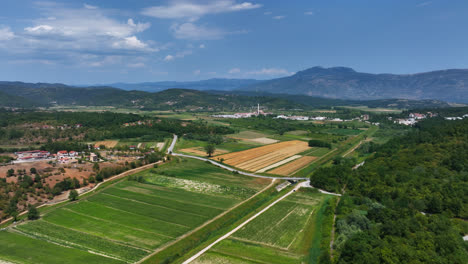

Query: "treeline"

xmin=310 ymin=118 xmax=468 ymax=263
xmin=308 ymin=139 xmax=332 ymax=149
xmin=0 ymin=110 xmax=235 ymax=145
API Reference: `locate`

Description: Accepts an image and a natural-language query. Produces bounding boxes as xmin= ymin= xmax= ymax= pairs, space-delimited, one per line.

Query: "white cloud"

xmin=247 ymin=68 xmax=292 ymax=76
xmin=199 ymin=44 xmax=205 ymax=48
xmin=171 ymin=22 xmax=224 ymax=40
xmin=164 ymin=54 xmax=175 ymax=61
xmin=142 ymin=0 xmax=261 ymax=20
xmin=263 ymin=11 xmax=272 ymax=15
xmin=273 ymin=15 xmax=285 ymax=20
xmin=304 ymin=11 xmax=314 ymax=15
xmin=417 ymin=1 xmax=432 ymax=7
xmin=193 ymin=69 xmax=201 ymax=75
xmin=128 ymin=62 xmax=145 ymax=68
xmin=112 ymin=36 xmax=152 ymax=51
xmin=163 ymin=49 xmax=193 ymax=62
xmin=84 ymin=3 xmax=98 ymax=10
xmin=228 ymin=68 xmax=241 ymax=74
xmin=0 ymin=4 xmax=157 ymax=66
xmin=0 ymin=26 xmax=15 ymax=41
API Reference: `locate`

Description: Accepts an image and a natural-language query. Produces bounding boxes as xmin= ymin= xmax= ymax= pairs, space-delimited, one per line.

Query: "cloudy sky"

xmin=0 ymin=0 xmax=467 ymax=84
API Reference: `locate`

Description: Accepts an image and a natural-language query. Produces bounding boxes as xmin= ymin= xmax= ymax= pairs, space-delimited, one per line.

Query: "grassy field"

xmin=193 ymin=190 xmax=333 ymax=264
xmin=175 ymin=137 xmax=261 ymax=156
xmin=0 ymin=158 xmax=270 ymax=264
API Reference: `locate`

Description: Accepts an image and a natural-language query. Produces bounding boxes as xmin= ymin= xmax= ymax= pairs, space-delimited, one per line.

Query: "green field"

xmin=0 ymin=158 xmax=270 ymax=264
xmin=194 ymin=190 xmax=333 ymax=264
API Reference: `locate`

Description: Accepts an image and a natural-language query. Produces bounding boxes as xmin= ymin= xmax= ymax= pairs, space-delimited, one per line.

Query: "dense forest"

xmin=310 ymin=117 xmax=468 ymax=263
xmin=0 ymin=110 xmax=234 ymax=148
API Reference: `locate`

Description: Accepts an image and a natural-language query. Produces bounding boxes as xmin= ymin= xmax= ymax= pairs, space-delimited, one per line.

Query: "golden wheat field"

xmin=213 ymin=140 xmax=310 ymax=172
xmin=269 ymin=156 xmax=317 ymax=176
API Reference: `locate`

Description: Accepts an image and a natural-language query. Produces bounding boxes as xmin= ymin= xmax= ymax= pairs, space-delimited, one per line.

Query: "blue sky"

xmin=0 ymin=0 xmax=467 ymax=84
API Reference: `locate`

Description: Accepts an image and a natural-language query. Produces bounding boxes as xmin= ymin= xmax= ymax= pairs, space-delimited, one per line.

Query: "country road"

xmin=168 ymin=135 xmax=341 ymax=195
xmin=182 ymin=181 xmax=309 ymax=264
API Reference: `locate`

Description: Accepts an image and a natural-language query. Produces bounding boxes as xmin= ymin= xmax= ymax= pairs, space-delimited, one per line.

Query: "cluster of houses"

xmin=395 ymin=112 xmax=438 ymax=126
xmin=14 ymin=150 xmax=99 ymax=164
xmin=123 ymin=120 xmax=152 ymax=127
xmin=41 ymin=124 xmax=82 ymax=130
xmin=444 ymin=114 xmax=468 ymax=120
xmin=15 ymin=150 xmax=51 ymax=162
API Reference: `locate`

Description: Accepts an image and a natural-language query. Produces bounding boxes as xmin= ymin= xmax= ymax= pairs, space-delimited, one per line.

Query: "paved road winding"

xmin=168 ymin=135 xmax=341 ymax=196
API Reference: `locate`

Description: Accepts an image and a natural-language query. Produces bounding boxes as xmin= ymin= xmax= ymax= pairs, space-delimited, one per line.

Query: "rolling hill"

xmin=0 ymin=81 xmax=452 ymax=110
xmin=239 ymin=67 xmax=468 ymax=103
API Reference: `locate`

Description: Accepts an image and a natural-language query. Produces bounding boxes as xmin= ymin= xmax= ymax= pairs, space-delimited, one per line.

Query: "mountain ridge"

xmin=239 ymin=66 xmax=468 ymax=102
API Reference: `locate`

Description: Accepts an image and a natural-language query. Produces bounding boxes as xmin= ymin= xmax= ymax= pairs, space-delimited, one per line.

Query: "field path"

xmin=137 ymin=178 xmax=277 ymax=264
xmin=181 ymin=181 xmax=308 ymax=264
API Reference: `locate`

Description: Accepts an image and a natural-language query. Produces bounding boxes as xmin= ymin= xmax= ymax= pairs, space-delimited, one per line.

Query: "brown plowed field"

xmin=94 ymin=140 xmax=118 ymax=148
xmin=269 ymin=156 xmax=317 ymax=176
xmin=213 ymin=140 xmax=310 ymax=172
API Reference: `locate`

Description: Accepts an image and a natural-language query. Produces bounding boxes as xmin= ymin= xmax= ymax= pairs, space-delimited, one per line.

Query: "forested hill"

xmin=310 ymin=117 xmax=468 ymax=263
xmin=0 ymin=81 xmax=452 ymax=110
xmin=240 ymin=67 xmax=468 ymax=103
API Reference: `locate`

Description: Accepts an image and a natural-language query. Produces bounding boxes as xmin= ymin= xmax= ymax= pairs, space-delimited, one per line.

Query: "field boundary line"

xmin=229 ymin=236 xmax=290 ymax=251
xmin=19 ymin=219 xmax=152 ymax=253
xmin=137 ymin=178 xmax=276 ymax=264
xmin=60 ymin=208 xmax=176 ymax=240
xmin=13 ymin=225 xmax=131 ymax=262
xmin=112 ymin=186 xmax=228 ymax=211
xmin=0 ymin=160 xmax=164 ymax=227
xmin=100 ymin=193 xmax=212 ymax=219
xmin=181 ymin=182 xmax=307 ymax=264
xmin=83 ymin=200 xmax=190 ymax=230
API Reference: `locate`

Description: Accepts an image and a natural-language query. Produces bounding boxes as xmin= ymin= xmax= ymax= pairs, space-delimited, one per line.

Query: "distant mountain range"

xmin=104 ymin=78 xmax=261 ymax=92
xmin=93 ymin=67 xmax=468 ymax=103
xmin=239 ymin=67 xmax=468 ymax=103
xmin=0 ymin=81 xmax=451 ymax=110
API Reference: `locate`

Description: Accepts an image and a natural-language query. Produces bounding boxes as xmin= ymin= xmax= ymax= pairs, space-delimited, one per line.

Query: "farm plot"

xmin=269 ymin=156 xmax=318 ymax=176
xmin=228 ymin=130 xmax=279 ymax=145
xmin=94 ymin=140 xmax=119 ymax=148
xmin=214 ymin=140 xmax=310 ymax=172
xmin=193 ymin=190 xmax=332 ymax=264
xmin=2 ymin=158 xmax=269 ymax=264
xmin=180 ymin=147 xmax=228 ymax=157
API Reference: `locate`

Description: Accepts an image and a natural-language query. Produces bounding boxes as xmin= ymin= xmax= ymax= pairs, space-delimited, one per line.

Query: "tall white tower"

xmin=257 ymin=103 xmax=260 ymax=115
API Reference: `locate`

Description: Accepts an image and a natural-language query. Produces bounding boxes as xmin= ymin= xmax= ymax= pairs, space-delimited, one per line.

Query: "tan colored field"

xmin=214 ymin=140 xmax=310 ymax=172
xmin=94 ymin=140 xmax=118 ymax=148
xmin=248 ymin=137 xmax=279 ymax=144
xmin=180 ymin=147 xmax=229 ymax=157
xmin=269 ymin=156 xmax=317 ymax=176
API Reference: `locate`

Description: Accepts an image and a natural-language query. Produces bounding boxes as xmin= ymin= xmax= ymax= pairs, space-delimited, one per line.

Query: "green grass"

xmin=227 ymin=130 xmax=271 ymax=139
xmin=0 ymin=231 xmax=124 ymax=264
xmin=175 ymin=137 xmax=260 ymax=154
xmin=0 ymin=157 xmax=271 ymax=264
xmin=15 ymin=220 xmax=147 ymax=262
xmin=195 ymin=190 xmax=333 ymax=264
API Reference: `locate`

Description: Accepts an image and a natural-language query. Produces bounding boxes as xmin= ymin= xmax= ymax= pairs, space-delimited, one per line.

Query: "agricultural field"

xmin=269 ymin=156 xmax=318 ymax=176
xmin=93 ymin=140 xmax=119 ymax=148
xmin=213 ymin=140 xmax=310 ymax=172
xmin=227 ymin=130 xmax=279 ymax=145
xmin=192 ymin=190 xmax=334 ymax=264
xmin=0 ymin=158 xmax=270 ymax=264
xmin=180 ymin=147 xmax=229 ymax=157
xmin=175 ymin=137 xmax=261 ymax=154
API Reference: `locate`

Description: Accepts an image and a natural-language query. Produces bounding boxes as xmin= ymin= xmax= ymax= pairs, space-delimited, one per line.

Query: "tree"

xmin=69 ymin=189 xmax=79 ymax=201
xmin=204 ymin=144 xmax=215 ymax=157
xmin=30 ymin=167 xmax=37 ymax=174
xmin=27 ymin=206 xmax=40 ymax=220
xmin=6 ymin=169 xmax=14 ymax=177
xmin=93 ymin=162 xmax=100 ymax=172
